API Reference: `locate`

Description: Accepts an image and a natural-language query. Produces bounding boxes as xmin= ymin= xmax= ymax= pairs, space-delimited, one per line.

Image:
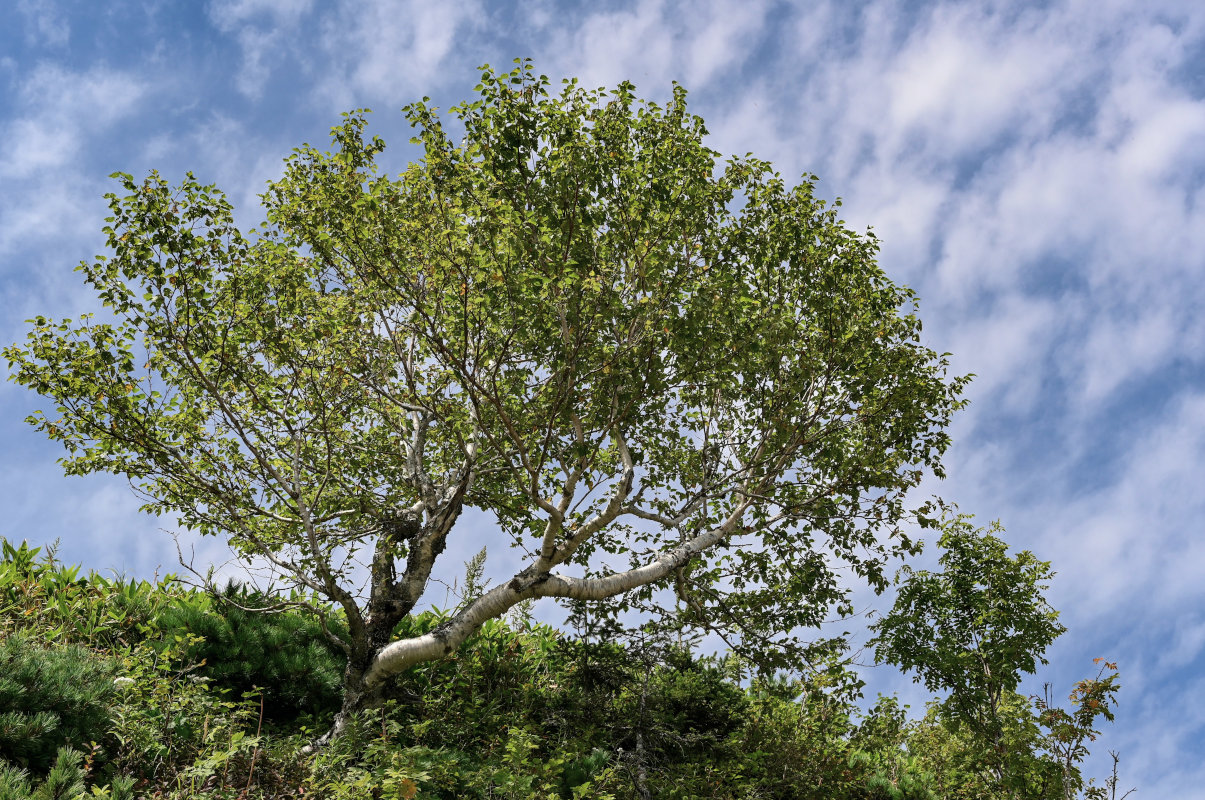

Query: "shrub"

xmin=152 ymin=583 xmax=346 ymax=721
xmin=0 ymin=747 xmax=136 ymax=800
xmin=0 ymin=632 xmax=116 ymax=776
xmin=0 ymin=537 xmax=173 ymax=649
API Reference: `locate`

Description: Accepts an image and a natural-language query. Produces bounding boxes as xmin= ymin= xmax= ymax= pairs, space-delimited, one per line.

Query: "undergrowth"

xmin=0 ymin=539 xmax=1120 ymax=799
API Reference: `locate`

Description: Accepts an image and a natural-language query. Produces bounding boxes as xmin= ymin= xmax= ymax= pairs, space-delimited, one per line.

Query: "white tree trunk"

xmin=360 ymin=508 xmax=743 ymax=692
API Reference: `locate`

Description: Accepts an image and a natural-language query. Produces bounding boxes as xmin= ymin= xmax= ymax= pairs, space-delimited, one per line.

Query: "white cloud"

xmin=0 ymin=65 xmax=146 ymax=266
xmin=947 ymin=294 xmax=1063 ymax=415
xmin=883 ymin=5 xmax=1089 ymax=161
xmin=0 ymin=183 xmax=97 ymax=261
xmin=1018 ymin=391 xmax=1205 ymax=621
xmin=207 ymin=0 xmax=316 ymax=99
xmin=1161 ymin=616 xmax=1205 ymax=671
xmin=724 ymin=1 xmax=1205 ymax=437
xmin=680 ymin=0 xmax=772 ymax=88
xmin=17 ymin=0 xmax=69 ymax=47
xmin=313 ymin=0 xmax=483 ymax=111
xmin=1116 ymin=668 xmax=1205 ymax=796
xmin=533 ymin=0 xmax=771 ymax=100
xmin=19 ymin=63 xmax=146 ymax=127
xmin=209 ymin=0 xmax=313 ymax=26
xmin=0 ymin=119 xmax=76 ymax=180
xmin=931 ymin=98 xmax=1205 ymax=412
xmin=560 ymin=0 xmax=675 ymax=90
xmin=1115 ymin=96 xmax=1205 ymax=183
xmin=1077 ymin=310 xmax=1177 ymax=406
xmin=0 ymin=65 xmax=145 ymax=179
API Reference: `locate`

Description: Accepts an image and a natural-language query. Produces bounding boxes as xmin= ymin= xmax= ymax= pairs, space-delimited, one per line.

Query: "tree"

xmin=870 ymin=517 xmax=1082 ymax=798
xmin=1034 ymin=659 xmax=1122 ymax=800
xmin=6 ymin=61 xmax=967 ymax=742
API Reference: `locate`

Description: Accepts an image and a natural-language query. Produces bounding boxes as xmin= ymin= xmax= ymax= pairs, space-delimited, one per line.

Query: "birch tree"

xmin=6 ymin=61 xmax=967 ymax=741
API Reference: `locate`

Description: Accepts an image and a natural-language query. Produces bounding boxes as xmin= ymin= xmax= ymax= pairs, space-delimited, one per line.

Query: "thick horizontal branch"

xmin=360 ymin=497 xmax=749 ymax=690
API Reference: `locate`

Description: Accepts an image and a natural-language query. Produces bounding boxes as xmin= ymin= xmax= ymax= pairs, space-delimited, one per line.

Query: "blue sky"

xmin=2 ymin=0 xmax=1203 ymax=793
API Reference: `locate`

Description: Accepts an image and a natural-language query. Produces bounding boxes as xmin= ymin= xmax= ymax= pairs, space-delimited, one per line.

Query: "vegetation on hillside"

xmin=0 ymin=537 xmax=1126 ymax=799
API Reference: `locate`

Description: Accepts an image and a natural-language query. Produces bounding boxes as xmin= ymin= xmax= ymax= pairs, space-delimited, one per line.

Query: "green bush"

xmin=0 ymin=747 xmax=136 ymax=800
xmin=152 ymin=583 xmax=346 ymax=721
xmin=1 ymin=538 xmax=175 ymax=650
xmin=0 ymin=632 xmax=116 ymax=776
xmin=642 ymin=653 xmax=749 ymax=754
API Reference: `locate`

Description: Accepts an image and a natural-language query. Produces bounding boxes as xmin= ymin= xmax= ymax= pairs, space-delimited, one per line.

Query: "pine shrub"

xmin=0 ymin=633 xmax=116 ymax=776
xmin=153 ymin=584 xmax=345 ymax=721
xmin=0 ymin=747 xmax=135 ymax=800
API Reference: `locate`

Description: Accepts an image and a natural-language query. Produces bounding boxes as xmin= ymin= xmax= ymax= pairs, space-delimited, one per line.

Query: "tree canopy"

xmin=6 ymin=61 xmax=968 ymax=738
